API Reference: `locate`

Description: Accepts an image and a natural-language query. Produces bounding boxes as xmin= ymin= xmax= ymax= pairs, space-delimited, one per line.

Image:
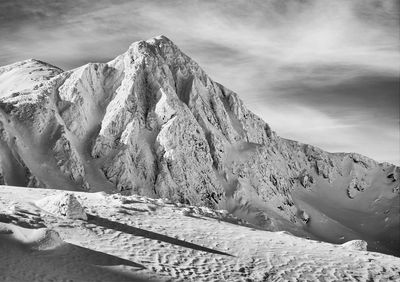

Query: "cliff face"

xmin=0 ymin=36 xmax=398 ymax=255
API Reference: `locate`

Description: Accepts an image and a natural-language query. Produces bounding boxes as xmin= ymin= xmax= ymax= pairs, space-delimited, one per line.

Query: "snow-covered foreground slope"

xmin=1 ymin=186 xmax=399 ymax=282
xmin=0 ymin=35 xmax=399 ymax=256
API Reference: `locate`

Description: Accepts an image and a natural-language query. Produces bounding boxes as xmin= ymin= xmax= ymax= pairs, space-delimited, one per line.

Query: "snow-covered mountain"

xmin=0 ymin=36 xmax=398 ymax=256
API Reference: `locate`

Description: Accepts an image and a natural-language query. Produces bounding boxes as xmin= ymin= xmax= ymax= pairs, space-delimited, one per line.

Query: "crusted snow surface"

xmin=1 ymin=186 xmax=399 ymax=282
xmin=0 ymin=36 xmax=399 ymax=256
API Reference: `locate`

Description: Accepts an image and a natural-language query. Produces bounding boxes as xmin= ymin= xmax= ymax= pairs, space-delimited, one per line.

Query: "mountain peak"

xmin=123 ymin=35 xmax=189 ymax=66
xmin=0 ymin=36 xmax=398 ymax=256
xmin=0 ymin=58 xmax=63 ymax=98
xmin=146 ymin=34 xmax=175 ymax=45
xmin=134 ymin=35 xmax=176 ymax=49
xmin=0 ymin=58 xmax=62 ymax=73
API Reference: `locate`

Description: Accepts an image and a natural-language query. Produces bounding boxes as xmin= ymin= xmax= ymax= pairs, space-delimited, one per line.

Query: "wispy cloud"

xmin=1 ymin=0 xmax=399 ymax=163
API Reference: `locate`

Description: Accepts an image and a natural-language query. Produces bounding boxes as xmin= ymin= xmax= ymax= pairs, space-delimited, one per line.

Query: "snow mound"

xmin=0 ymin=223 xmax=13 ymax=234
xmin=36 ymin=193 xmax=87 ymax=220
xmin=5 ymin=223 xmax=65 ymax=250
xmin=26 ymin=228 xmax=64 ymax=250
xmin=341 ymin=240 xmax=368 ymax=251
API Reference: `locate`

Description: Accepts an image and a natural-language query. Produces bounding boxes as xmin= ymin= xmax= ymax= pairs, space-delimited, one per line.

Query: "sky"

xmin=0 ymin=0 xmax=399 ymax=164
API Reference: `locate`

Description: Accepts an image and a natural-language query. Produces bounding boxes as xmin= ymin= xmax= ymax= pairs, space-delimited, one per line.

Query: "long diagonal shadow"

xmin=87 ymin=214 xmax=233 ymax=257
xmin=0 ymin=234 xmax=151 ymax=282
xmin=58 ymin=243 xmax=147 ymax=269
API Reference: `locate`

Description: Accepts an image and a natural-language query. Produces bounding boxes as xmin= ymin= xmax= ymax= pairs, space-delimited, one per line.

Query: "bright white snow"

xmin=1 ymin=185 xmax=399 ymax=282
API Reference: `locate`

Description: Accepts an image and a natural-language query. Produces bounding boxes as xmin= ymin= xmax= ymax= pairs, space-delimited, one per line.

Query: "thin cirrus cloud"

xmin=0 ymin=0 xmax=399 ymax=164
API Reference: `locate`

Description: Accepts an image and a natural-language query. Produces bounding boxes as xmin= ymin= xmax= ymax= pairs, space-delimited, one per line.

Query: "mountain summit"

xmin=0 ymin=36 xmax=398 ymax=255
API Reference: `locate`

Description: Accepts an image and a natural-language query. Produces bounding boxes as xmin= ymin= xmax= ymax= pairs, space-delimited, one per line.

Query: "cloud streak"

xmin=1 ymin=0 xmax=399 ymax=163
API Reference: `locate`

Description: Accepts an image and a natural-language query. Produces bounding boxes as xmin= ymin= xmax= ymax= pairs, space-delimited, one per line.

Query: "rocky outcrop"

xmin=299 ymin=171 xmax=314 ymax=189
xmin=347 ymin=177 xmax=368 ymax=199
xmin=341 ymin=240 xmax=368 ymax=251
xmin=0 ymin=168 xmax=4 ymax=185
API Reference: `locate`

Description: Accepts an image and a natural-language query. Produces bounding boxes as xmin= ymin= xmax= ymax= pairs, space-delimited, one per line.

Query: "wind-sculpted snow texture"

xmin=1 ymin=186 xmax=400 ymax=282
xmin=0 ymin=36 xmax=398 ymax=255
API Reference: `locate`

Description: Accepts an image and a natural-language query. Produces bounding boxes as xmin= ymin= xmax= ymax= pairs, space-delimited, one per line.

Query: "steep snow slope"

xmin=0 ymin=36 xmax=398 ymax=256
xmin=292 ymin=156 xmax=399 ymax=255
xmin=1 ymin=186 xmax=399 ymax=282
